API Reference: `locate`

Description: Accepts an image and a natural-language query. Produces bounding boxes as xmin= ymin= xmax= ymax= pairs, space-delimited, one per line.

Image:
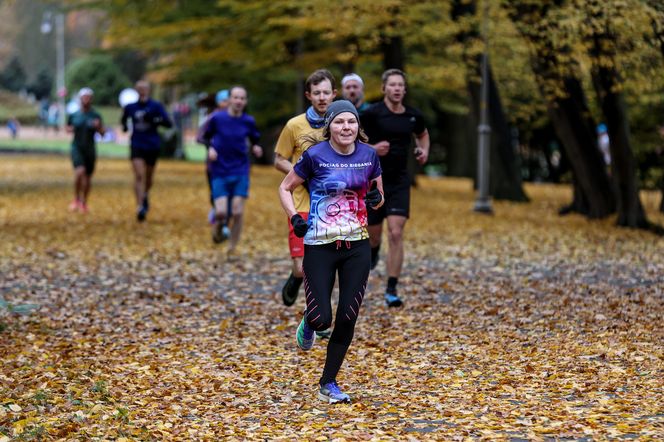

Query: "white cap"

xmin=78 ymin=87 xmax=94 ymax=98
xmin=341 ymin=73 xmax=364 ymax=87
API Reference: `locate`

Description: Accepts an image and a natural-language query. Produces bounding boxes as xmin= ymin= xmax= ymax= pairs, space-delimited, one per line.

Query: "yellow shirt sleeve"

xmin=275 ymin=119 xmax=296 ymax=160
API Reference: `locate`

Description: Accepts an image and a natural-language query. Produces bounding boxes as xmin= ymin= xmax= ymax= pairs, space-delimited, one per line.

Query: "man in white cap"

xmin=66 ymin=87 xmax=105 ymax=213
xmin=341 ymin=73 xmax=370 ymax=113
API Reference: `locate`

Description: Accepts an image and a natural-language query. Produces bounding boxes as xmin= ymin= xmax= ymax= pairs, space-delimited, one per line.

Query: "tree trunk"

xmin=545 ymin=77 xmax=615 ymax=218
xmin=381 ymin=36 xmax=404 ymax=71
xmin=592 ymin=57 xmax=649 ymax=228
xmin=453 ymin=0 xmax=528 ymax=202
xmin=504 ymin=0 xmax=615 ymax=218
xmin=467 ymin=61 xmax=529 ymax=201
xmin=647 ymin=2 xmax=664 ymax=213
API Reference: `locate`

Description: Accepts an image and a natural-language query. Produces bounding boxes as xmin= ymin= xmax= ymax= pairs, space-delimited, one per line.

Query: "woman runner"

xmin=278 ymin=100 xmax=384 ymax=404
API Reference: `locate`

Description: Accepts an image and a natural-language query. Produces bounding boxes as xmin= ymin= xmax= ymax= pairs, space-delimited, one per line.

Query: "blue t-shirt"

xmin=294 ymin=141 xmax=382 ymax=245
xmin=203 ymin=110 xmax=260 ymax=177
xmin=121 ymin=98 xmax=172 ymax=150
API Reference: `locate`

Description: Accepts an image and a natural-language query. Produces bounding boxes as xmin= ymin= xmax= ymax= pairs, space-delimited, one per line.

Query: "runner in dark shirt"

xmin=361 ymin=69 xmax=430 ymax=307
xmin=121 ymin=80 xmax=172 ymax=222
xmin=66 ymin=87 xmax=105 ymax=214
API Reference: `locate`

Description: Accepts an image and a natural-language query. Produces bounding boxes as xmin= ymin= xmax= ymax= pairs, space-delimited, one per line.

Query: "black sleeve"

xmin=412 ymin=108 xmax=426 ymax=136
xmin=360 ymin=105 xmax=377 ymax=143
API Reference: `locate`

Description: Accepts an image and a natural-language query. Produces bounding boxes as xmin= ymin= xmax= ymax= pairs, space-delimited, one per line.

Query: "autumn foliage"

xmin=1 ymin=157 xmax=662 ymax=440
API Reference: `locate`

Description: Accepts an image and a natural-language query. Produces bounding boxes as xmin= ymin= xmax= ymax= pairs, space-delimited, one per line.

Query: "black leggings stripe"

xmin=302 ymin=239 xmax=370 ymax=385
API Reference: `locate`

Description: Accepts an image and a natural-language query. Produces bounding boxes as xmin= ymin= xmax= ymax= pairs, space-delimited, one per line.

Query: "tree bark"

xmin=467 ymin=61 xmax=529 ymax=201
xmin=381 ymin=35 xmax=404 ymax=71
xmin=546 ymin=77 xmax=615 ymax=218
xmin=647 ymin=1 xmax=664 ymax=213
xmin=588 ymin=6 xmax=649 ymax=227
xmin=453 ymin=0 xmax=529 ymax=201
xmin=504 ymin=0 xmax=615 ymax=218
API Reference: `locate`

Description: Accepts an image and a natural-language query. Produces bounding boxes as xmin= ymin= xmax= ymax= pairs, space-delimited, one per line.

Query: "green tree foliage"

xmin=0 ymin=55 xmax=27 ymax=92
xmin=27 ymin=67 xmax=53 ymax=100
xmin=65 ymin=53 xmax=131 ymax=105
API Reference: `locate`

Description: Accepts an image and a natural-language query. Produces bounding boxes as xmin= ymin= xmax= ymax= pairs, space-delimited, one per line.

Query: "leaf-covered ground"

xmin=1 ymin=156 xmax=662 ymax=441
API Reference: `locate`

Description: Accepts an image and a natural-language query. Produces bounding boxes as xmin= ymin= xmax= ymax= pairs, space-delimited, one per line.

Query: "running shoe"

xmin=281 ymin=273 xmax=300 ymax=306
xmin=296 ymin=315 xmax=315 ymax=351
xmin=68 ymin=200 xmax=80 ymax=212
xmin=318 ymin=381 xmax=351 ymax=404
xmin=78 ymin=202 xmax=89 ymax=214
xmin=315 ymin=329 xmax=332 ymax=339
xmin=137 ymin=205 xmax=147 ymax=222
xmin=384 ymin=292 xmax=403 ymax=307
xmin=212 ymin=223 xmax=229 ymax=243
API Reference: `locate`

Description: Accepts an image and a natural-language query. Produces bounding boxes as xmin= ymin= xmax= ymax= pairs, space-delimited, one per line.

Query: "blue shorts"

xmin=211 ymin=174 xmax=249 ymax=200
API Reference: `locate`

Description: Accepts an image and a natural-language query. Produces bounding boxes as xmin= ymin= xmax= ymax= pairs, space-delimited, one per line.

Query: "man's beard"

xmin=349 ymin=92 xmax=364 ymax=106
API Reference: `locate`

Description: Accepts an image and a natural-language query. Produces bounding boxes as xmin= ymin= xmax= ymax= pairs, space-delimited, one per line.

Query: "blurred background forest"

xmin=1 ymin=0 xmax=664 ymax=226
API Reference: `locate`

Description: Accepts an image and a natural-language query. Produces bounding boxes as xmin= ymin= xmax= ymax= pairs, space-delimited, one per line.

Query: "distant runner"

xmin=121 ymin=80 xmax=173 ymax=222
xmin=66 ymin=87 xmax=105 ymax=214
xmin=202 ymin=86 xmax=263 ymax=258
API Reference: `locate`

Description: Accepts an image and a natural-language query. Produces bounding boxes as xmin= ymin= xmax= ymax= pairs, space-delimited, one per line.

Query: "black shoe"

xmin=281 ymin=274 xmax=301 ymax=306
xmin=137 ymin=205 xmax=147 ymax=222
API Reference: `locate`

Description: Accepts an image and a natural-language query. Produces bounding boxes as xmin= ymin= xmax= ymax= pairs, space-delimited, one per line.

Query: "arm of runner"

xmin=251 ymin=144 xmax=263 ymax=158
xmin=208 ymin=147 xmax=218 ymax=162
xmin=370 ymin=140 xmax=390 ymax=156
xmin=196 ymin=115 xmax=212 ymax=146
xmin=365 ymin=177 xmax=385 ymax=209
xmin=414 ymin=128 xmax=430 ymax=165
xmin=95 ymin=118 xmax=106 ymax=136
xmin=66 ymin=114 xmax=74 ymax=134
xmin=279 ymin=169 xmax=305 ymax=218
xmin=120 ymin=108 xmax=129 ymax=132
xmin=274 ymin=152 xmax=293 ymax=174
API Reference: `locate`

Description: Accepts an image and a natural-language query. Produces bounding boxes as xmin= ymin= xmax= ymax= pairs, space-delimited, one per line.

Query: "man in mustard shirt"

xmin=274 ymin=69 xmax=337 ymax=307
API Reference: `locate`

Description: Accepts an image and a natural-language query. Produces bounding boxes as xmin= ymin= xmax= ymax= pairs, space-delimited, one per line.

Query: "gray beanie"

xmin=324 ymin=100 xmax=360 ymax=128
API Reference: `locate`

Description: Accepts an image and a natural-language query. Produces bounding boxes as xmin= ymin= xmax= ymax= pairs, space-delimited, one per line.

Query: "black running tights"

xmin=303 ymin=239 xmax=370 ymax=386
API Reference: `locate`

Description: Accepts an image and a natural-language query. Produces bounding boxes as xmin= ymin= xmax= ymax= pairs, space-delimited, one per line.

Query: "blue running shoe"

xmin=296 ymin=315 xmax=315 ymax=350
xmin=318 ymin=381 xmax=351 ymax=404
xmin=384 ymin=292 xmax=403 ymax=307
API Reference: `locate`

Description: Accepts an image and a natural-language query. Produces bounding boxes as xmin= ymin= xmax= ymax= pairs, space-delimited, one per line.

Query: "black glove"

xmin=149 ymin=113 xmax=163 ymax=125
xmin=291 ymin=214 xmax=309 ymax=238
xmin=364 ymin=181 xmax=382 ymax=209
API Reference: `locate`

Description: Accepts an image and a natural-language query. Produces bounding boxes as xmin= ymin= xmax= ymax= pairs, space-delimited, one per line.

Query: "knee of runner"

xmin=307 ymin=312 xmax=332 ymax=331
xmin=214 ymin=208 xmax=227 ymax=220
xmin=387 ymin=228 xmax=403 ymax=244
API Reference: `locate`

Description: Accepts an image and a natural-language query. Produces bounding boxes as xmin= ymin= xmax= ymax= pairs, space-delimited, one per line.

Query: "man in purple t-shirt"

xmin=203 ymin=86 xmax=263 ymax=258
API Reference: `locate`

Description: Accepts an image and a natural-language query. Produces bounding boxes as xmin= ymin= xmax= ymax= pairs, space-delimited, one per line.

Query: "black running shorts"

xmin=71 ymin=147 xmax=96 ymax=175
xmin=367 ymin=173 xmax=410 ymax=225
xmin=130 ymin=147 xmax=160 ymax=166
